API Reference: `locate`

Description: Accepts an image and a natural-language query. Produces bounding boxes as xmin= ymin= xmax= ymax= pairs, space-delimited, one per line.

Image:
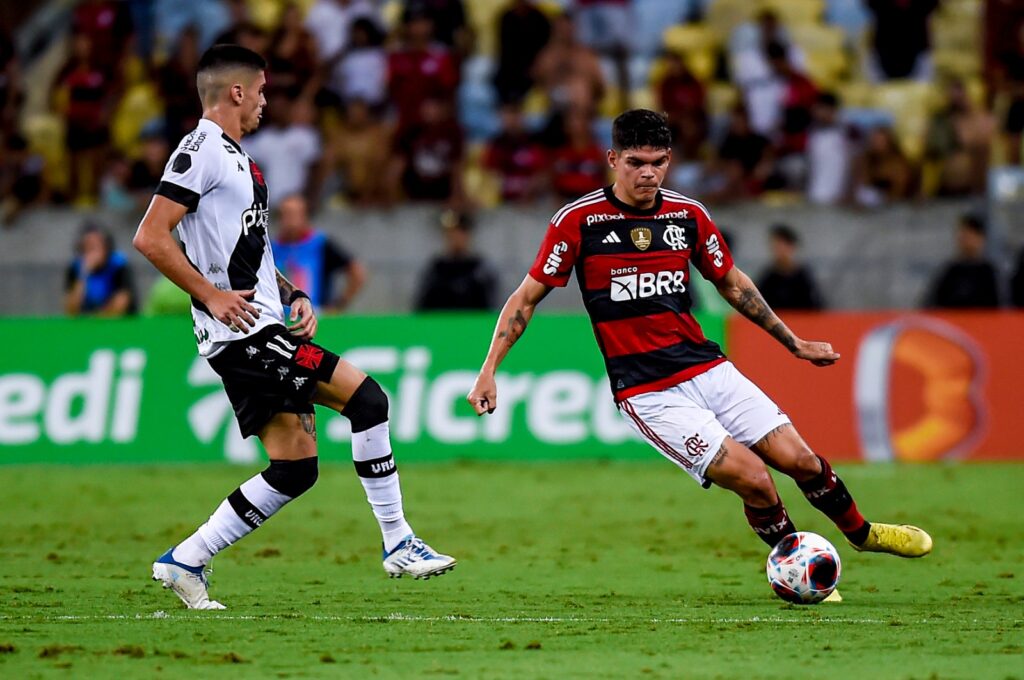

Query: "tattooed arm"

xmin=276 ymin=268 xmax=318 ymax=340
xmin=715 ymin=267 xmax=840 ymax=366
xmin=467 ymin=274 xmax=552 ymax=415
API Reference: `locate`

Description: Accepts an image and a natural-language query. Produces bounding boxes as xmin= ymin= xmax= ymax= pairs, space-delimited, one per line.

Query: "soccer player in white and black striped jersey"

xmin=134 ymin=45 xmax=455 ymax=609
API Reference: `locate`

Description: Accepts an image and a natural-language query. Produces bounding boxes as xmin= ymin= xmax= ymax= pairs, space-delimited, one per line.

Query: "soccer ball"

xmin=766 ymin=532 xmax=841 ymax=604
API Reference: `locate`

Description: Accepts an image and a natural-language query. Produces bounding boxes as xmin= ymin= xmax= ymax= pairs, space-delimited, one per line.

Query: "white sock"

xmin=172 ymin=473 xmax=292 ymax=567
xmin=352 ymin=421 xmax=413 ymax=552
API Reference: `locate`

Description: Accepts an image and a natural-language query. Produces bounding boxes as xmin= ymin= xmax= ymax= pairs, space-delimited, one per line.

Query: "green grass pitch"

xmin=0 ymin=462 xmax=1021 ymax=679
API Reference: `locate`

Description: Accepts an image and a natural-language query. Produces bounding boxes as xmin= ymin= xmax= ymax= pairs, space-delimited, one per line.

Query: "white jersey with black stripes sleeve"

xmin=155 ymin=117 xmax=284 ymax=356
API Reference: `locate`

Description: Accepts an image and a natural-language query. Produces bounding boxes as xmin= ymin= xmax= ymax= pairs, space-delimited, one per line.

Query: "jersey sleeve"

xmin=691 ymin=207 xmax=734 ymax=283
xmin=528 ymin=215 xmax=582 ymax=288
xmin=155 ymin=139 xmax=221 ymax=212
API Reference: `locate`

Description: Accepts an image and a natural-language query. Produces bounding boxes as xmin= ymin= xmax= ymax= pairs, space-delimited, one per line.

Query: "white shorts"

xmin=617 ymin=361 xmax=791 ymax=487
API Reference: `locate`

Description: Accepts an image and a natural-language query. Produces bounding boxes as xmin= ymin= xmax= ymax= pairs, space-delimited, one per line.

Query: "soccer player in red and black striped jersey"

xmin=468 ymin=110 xmax=932 ymax=586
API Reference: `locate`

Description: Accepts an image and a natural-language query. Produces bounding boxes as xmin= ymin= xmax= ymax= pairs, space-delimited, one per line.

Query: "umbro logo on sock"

xmin=602 ymin=231 xmax=622 ymax=244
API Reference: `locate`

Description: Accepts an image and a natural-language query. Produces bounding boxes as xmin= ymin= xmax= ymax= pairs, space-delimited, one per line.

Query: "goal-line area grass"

xmin=0 ymin=462 xmax=1021 ymax=679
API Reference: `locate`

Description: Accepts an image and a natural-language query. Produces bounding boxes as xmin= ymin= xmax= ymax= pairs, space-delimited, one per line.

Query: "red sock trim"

xmin=833 ymin=500 xmax=867 ymax=533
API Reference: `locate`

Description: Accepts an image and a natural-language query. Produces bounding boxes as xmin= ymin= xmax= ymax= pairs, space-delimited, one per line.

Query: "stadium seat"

xmin=804 ymin=49 xmax=848 ymax=89
xmin=662 ymin=24 xmax=720 ymax=55
xmin=632 ymin=0 xmax=694 ymax=56
xmin=760 ymin=0 xmax=826 ymax=26
xmin=661 ymin=25 xmax=721 ymax=82
xmin=932 ymin=50 xmax=981 ymax=80
xmin=707 ymin=83 xmax=739 ymax=118
xmin=462 ymin=142 xmax=501 ymax=209
xmin=21 ymin=113 xmax=68 ymax=193
xmin=706 ymin=0 xmax=755 ymax=38
xmin=789 ymin=24 xmax=845 ymax=53
xmin=466 ymin=0 xmax=508 ymax=57
xmin=246 ymin=0 xmax=282 ymax=31
xmin=111 ymin=83 xmax=165 ymax=158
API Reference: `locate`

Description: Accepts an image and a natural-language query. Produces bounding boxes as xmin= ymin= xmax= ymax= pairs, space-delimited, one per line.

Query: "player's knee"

xmin=262 ymin=457 xmax=319 ymax=498
xmin=341 ymin=377 xmax=389 ymax=432
xmin=790 ymin=447 xmax=822 ymax=481
xmin=740 ymin=466 xmax=778 ymax=507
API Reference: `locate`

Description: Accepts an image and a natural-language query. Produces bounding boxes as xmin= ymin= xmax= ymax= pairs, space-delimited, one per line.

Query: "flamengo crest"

xmin=663 ymin=223 xmax=689 ymax=251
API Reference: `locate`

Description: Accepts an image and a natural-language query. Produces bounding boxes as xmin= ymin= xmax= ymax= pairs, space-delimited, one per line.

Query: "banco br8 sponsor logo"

xmin=609 ymin=268 xmax=687 ymax=301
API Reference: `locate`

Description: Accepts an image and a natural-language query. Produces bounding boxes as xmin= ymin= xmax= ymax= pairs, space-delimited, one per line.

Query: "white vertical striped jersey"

xmin=155 ymin=118 xmax=284 ymax=356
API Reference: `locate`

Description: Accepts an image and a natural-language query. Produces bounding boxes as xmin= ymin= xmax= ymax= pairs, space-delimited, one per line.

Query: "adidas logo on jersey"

xmin=601 ymin=231 xmax=622 ymax=244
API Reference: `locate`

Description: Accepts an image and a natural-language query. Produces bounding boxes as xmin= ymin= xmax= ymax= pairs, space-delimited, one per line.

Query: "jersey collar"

xmin=603 ymin=185 xmax=663 ymax=216
xmin=199 ymin=117 xmax=244 ymax=154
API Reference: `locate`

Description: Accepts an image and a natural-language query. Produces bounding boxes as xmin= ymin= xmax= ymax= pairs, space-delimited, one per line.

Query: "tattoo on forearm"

xmin=735 ymin=286 xmax=797 ymax=352
xmin=708 ymin=442 xmax=729 ymax=468
xmin=276 ymin=270 xmax=296 ymax=306
xmin=299 ymin=413 xmax=317 ymax=441
xmin=497 ymin=309 xmax=528 ymax=348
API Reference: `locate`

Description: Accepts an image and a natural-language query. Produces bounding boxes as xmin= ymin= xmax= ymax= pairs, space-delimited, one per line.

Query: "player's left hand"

xmin=793 ymin=339 xmax=840 ymax=367
xmin=289 ymin=298 xmax=318 ymax=339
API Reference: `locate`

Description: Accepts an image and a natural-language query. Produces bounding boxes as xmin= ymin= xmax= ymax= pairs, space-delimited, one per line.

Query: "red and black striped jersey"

xmin=529 ymin=186 xmax=734 ymax=401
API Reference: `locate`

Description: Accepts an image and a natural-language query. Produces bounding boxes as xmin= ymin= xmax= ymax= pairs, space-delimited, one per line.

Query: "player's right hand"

xmin=467 ymin=373 xmax=497 ymax=416
xmin=207 ymin=289 xmax=260 ymax=334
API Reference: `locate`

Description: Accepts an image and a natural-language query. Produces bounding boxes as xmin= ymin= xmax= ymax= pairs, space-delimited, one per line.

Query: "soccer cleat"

xmin=151 ymin=549 xmax=226 ymax=609
xmin=822 ymin=589 xmax=843 ymax=603
xmin=382 ymin=536 xmax=456 ymax=580
xmin=851 ymin=523 xmax=932 ymax=558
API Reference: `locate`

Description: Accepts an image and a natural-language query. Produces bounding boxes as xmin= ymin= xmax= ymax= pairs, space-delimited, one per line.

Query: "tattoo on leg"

xmin=299 ymin=413 xmax=317 ymax=441
xmin=754 ymin=423 xmax=792 ymax=451
xmin=708 ymin=442 xmax=729 ymax=468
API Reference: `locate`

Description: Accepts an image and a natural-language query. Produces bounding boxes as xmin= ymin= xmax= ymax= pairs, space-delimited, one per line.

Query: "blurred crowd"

xmin=0 ymin=0 xmax=1021 ymax=222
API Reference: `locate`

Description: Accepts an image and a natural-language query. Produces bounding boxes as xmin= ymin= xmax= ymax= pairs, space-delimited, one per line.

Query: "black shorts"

xmin=208 ymin=324 xmax=341 ymax=438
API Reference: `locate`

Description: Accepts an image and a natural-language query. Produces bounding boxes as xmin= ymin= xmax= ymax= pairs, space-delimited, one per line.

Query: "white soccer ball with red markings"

xmin=766 ymin=532 xmax=841 ymax=604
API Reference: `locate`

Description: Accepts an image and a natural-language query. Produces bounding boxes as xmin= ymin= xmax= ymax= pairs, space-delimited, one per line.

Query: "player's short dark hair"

xmin=770 ymin=224 xmax=800 ymax=245
xmin=611 ymin=109 xmax=672 ymax=151
xmin=959 ymin=214 xmax=986 ymax=235
xmin=197 ymin=44 xmax=266 ymax=77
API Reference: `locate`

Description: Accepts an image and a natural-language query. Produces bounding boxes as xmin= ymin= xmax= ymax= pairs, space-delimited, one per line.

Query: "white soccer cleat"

xmin=151 ymin=549 xmax=226 ymax=610
xmin=382 ymin=536 xmax=456 ymax=580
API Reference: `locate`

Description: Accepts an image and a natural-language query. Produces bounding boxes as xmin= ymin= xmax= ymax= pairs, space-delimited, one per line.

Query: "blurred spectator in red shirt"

xmin=72 ymin=0 xmax=132 ymax=79
xmin=767 ymin=42 xmax=818 ymax=155
xmin=657 ymin=51 xmax=707 ymax=161
xmin=267 ymin=3 xmax=320 ymax=99
xmin=532 ymin=13 xmax=606 ymax=116
xmin=550 ymin=108 xmax=607 ymax=200
xmin=54 ymin=33 xmax=116 ymax=205
xmin=158 ymin=25 xmax=202 ymax=145
xmin=402 ymin=0 xmax=471 ymax=58
xmin=493 ymin=0 xmax=552 ymax=105
xmin=391 ymin=95 xmax=464 ymax=202
xmin=483 ymin=103 xmax=547 ymax=202
xmin=389 ymin=12 xmax=460 ymax=130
